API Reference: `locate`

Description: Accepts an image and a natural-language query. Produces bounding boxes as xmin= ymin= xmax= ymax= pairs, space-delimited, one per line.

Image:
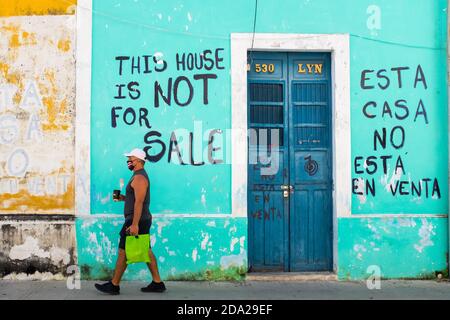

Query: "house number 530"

xmin=255 ymin=63 xmax=275 ymax=73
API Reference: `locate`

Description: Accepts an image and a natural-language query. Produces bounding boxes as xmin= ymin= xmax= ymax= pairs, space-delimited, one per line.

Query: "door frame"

xmin=230 ymin=33 xmax=351 ymax=273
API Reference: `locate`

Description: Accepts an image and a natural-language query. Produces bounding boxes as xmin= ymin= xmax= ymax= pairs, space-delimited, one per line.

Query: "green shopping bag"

xmin=125 ymin=234 xmax=151 ymax=264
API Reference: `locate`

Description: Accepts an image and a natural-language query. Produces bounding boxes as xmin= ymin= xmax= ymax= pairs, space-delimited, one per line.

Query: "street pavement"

xmin=1 ymin=279 xmax=450 ymax=300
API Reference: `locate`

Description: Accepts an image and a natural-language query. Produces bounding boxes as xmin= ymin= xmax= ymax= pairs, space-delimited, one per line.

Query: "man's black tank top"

xmin=124 ymin=168 xmax=151 ymax=222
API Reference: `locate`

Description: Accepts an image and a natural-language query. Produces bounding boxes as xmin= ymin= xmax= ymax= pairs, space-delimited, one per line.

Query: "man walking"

xmin=95 ymin=148 xmax=166 ymax=295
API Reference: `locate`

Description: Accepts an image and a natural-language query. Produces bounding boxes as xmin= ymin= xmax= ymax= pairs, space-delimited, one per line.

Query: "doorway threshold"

xmin=245 ymin=272 xmax=337 ymax=281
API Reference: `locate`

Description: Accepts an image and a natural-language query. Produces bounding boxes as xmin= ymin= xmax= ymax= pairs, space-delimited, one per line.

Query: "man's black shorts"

xmin=118 ymin=217 xmax=152 ymax=250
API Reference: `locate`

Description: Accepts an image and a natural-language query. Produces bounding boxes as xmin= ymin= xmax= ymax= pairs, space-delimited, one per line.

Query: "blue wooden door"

xmin=247 ymin=52 xmax=289 ymax=271
xmin=248 ymin=52 xmax=332 ymax=272
xmin=288 ymin=53 xmax=333 ymax=271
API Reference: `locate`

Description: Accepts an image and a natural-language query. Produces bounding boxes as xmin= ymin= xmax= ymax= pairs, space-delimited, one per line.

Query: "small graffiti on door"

xmin=304 ymin=155 xmax=319 ymax=176
xmin=250 ymin=193 xmax=283 ymax=220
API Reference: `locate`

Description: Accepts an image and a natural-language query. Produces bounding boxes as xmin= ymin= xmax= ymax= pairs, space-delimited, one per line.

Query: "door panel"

xmin=288 ymin=53 xmax=332 ymax=272
xmin=290 ymin=186 xmax=331 ymax=271
xmin=247 ymin=52 xmax=289 ymax=272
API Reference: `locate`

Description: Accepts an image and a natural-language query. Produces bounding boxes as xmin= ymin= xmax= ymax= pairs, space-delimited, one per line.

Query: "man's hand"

xmin=113 ymin=195 xmax=126 ymax=202
xmin=126 ymin=224 xmax=139 ymax=236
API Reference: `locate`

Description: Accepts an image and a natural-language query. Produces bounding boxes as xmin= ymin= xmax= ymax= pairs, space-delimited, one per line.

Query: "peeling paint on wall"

xmin=0 ymin=2 xmax=77 ymax=280
xmin=414 ymin=219 xmax=436 ymax=253
xmin=0 ymin=15 xmax=76 ymax=213
xmin=76 ymin=216 xmax=247 ymax=281
xmin=9 ymin=235 xmax=71 ymax=265
xmin=0 ymin=218 xmax=76 ymax=278
xmin=338 ymin=217 xmax=448 ymax=280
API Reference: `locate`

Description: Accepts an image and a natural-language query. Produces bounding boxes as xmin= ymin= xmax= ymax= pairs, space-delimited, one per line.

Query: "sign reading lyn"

xmin=352 ymin=64 xmax=446 ymax=212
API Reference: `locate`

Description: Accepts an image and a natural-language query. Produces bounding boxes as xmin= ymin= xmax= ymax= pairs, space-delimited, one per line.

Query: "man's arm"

xmin=128 ymin=175 xmax=148 ymax=235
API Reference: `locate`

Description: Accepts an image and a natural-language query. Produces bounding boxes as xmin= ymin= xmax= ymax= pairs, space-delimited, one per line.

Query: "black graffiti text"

xmin=251 ymin=207 xmax=283 ymax=221
xmin=362 ymin=99 xmax=429 ymax=124
xmin=142 ymin=129 xmax=223 ymax=165
xmin=115 ymin=55 xmax=167 ymax=76
xmin=373 ymin=126 xmax=405 ymax=151
xmin=111 ymin=106 xmax=151 ymax=128
xmin=114 ymin=81 xmax=141 ymax=100
xmin=176 ymin=48 xmax=225 ymax=71
xmin=154 ymin=74 xmax=218 ymax=107
xmin=390 ymin=178 xmax=441 ymax=198
xmin=360 ymin=65 xmax=427 ymax=90
xmin=354 ymin=155 xmax=405 ymax=175
xmin=353 ymin=177 xmax=441 ymax=199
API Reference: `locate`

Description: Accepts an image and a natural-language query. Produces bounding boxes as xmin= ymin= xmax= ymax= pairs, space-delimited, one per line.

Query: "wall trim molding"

xmin=0 ymin=214 xmax=76 ymax=222
xmin=75 ymin=0 xmax=92 ymax=216
xmin=77 ymin=213 xmax=239 ymax=219
xmin=340 ymin=214 xmax=448 ymax=219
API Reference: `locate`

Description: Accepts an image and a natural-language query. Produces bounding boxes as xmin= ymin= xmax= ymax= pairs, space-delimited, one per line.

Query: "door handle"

xmin=281 ymin=185 xmax=294 ymax=198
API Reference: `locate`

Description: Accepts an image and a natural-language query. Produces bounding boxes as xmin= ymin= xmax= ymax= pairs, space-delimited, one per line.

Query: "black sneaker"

xmin=95 ymin=281 xmax=120 ymax=295
xmin=141 ymin=281 xmax=166 ymax=293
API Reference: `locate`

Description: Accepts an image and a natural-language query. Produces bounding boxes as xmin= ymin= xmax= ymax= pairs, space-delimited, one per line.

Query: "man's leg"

xmin=111 ymin=248 xmax=127 ymax=285
xmin=141 ymin=219 xmax=166 ymax=292
xmin=95 ymin=248 xmax=125 ymax=294
xmin=146 ymin=247 xmax=162 ymax=283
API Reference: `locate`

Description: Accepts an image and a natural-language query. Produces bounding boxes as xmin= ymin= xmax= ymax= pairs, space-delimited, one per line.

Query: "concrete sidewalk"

xmin=1 ymin=279 xmax=450 ymax=300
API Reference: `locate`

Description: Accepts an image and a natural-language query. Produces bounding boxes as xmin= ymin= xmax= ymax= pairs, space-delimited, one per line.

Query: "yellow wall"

xmin=0 ymin=1 xmax=76 ymax=214
xmin=0 ymin=0 xmax=77 ymax=17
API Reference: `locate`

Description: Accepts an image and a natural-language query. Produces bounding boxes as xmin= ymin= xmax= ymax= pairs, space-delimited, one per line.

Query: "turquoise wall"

xmin=76 ymin=216 xmax=247 ymax=280
xmin=338 ymin=217 xmax=448 ymax=279
xmin=80 ymin=0 xmax=449 ymax=280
